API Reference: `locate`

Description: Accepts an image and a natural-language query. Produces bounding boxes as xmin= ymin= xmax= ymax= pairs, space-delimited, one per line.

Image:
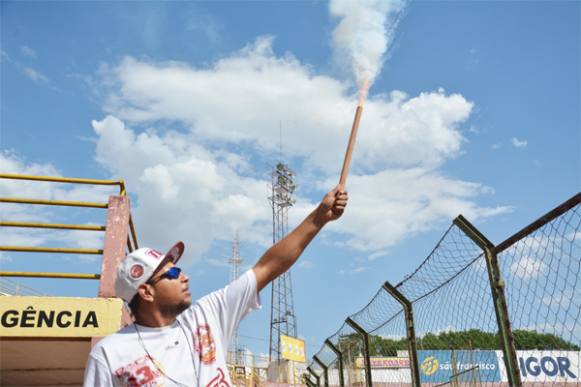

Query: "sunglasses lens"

xmin=166 ymin=267 xmax=181 ymax=279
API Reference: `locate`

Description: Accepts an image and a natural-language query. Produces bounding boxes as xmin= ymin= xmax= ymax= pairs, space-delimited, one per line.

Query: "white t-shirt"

xmin=84 ymin=269 xmax=260 ymax=387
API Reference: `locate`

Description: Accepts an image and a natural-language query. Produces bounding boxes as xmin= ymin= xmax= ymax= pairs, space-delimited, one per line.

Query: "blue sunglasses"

xmin=148 ymin=266 xmax=182 ymax=285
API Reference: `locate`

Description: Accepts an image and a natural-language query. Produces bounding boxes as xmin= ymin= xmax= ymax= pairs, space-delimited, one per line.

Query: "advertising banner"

xmin=0 ymin=296 xmax=122 ymax=337
xmin=355 ymin=356 xmax=410 ymax=369
xmin=418 ymin=350 xmax=501 ymax=383
xmin=280 ymin=334 xmax=306 ymax=362
xmin=497 ymin=350 xmax=581 ymax=383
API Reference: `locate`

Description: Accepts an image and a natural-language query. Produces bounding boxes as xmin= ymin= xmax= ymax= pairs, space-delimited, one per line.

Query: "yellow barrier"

xmin=0 ymin=272 xmax=101 ymax=280
xmin=0 ymin=173 xmax=136 ymax=244
xmin=0 ymin=246 xmax=103 ymax=254
xmin=0 ymin=197 xmax=108 ymax=208
xmin=0 ymin=222 xmax=106 ymax=231
xmin=0 ymin=174 xmax=139 ymax=282
xmin=0 ymin=173 xmax=127 ymax=194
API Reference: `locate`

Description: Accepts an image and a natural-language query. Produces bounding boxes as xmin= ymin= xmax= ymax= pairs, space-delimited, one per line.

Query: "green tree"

xmin=357 ymin=329 xmax=579 ymax=355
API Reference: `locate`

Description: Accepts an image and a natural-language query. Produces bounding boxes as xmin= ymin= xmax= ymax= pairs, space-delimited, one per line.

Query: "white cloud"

xmin=368 ymin=250 xmax=390 ymax=261
xmin=89 ymin=37 xmax=510 ymax=264
xmin=204 ymin=257 xmax=230 ymax=268
xmin=468 ymin=125 xmax=479 ymax=134
xmin=0 ymin=252 xmax=13 ymax=263
xmin=511 ymin=137 xmax=528 ymax=148
xmin=509 ymin=256 xmax=547 ymax=279
xmin=21 ymin=45 xmax=36 ymax=58
xmin=293 ymin=169 xmax=511 ymax=254
xmin=298 ymin=260 xmax=314 ymax=269
xmin=23 ymin=67 xmax=49 ymax=83
xmin=468 ymin=48 xmax=480 ymax=65
xmin=567 ymin=231 xmax=581 ymax=242
xmin=541 ymin=289 xmax=580 ymax=310
xmin=502 ymin=232 xmax=572 ymax=261
xmin=491 ymin=143 xmax=502 ymax=150
xmin=91 ymin=116 xmax=272 ymax=266
xmin=99 ymin=38 xmax=472 ymax=173
xmin=338 ymin=261 xmax=369 ymax=276
xmin=185 ymin=11 xmax=222 ymax=43
xmin=342 ymin=170 xmax=510 ymax=252
xmin=2 ymin=50 xmax=56 ymax=89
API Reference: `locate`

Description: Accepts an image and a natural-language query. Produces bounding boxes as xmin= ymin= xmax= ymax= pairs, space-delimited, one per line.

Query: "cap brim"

xmin=152 ymin=241 xmax=185 ymax=276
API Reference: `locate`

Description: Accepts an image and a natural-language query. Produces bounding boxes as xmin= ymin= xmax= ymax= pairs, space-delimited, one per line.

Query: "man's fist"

xmin=315 ymin=185 xmax=349 ymax=226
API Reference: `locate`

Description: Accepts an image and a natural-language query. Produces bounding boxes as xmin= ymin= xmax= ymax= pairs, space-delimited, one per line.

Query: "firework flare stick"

xmin=339 ymin=104 xmax=363 ymax=188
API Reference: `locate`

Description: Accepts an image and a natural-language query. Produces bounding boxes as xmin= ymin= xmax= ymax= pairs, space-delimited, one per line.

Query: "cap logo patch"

xmin=130 ymin=264 xmax=144 ymax=279
xmin=146 ymin=249 xmax=162 ymax=259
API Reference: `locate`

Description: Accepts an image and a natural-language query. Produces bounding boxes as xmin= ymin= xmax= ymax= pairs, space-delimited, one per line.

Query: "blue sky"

xmin=1 ymin=0 xmax=579 ymax=359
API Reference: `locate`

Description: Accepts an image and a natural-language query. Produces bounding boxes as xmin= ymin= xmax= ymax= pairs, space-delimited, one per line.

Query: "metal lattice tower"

xmin=268 ymin=162 xmax=298 ymax=364
xmin=228 ymin=232 xmax=244 ymax=366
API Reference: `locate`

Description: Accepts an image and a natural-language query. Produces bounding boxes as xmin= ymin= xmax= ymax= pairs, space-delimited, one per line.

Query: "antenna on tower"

xmin=279 ymin=120 xmax=283 ymax=162
xmin=228 ymin=231 xmax=244 ymax=370
xmin=228 ymin=230 xmax=243 ymax=283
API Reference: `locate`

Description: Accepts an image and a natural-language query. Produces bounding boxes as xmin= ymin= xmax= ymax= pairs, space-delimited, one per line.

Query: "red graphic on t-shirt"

xmin=206 ymin=368 xmax=230 ymax=387
xmin=115 ymin=355 xmax=162 ymax=387
xmin=193 ymin=324 xmax=216 ymax=364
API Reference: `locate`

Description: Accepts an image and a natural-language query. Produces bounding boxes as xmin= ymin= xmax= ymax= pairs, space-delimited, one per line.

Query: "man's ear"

xmin=137 ymin=283 xmax=155 ymax=303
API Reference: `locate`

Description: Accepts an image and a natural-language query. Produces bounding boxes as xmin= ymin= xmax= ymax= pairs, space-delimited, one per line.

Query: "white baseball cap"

xmin=115 ymin=241 xmax=185 ymax=302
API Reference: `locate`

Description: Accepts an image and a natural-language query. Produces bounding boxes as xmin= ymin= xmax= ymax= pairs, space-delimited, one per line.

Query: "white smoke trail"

xmin=330 ymin=0 xmax=406 ymax=90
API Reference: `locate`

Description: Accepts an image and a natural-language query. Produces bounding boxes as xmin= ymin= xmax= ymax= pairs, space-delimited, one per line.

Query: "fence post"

xmin=308 ymin=365 xmax=320 ymax=387
xmin=346 ymin=317 xmax=372 ymax=387
xmin=325 ymin=339 xmax=344 ymax=387
xmin=453 ymin=215 xmax=522 ymax=387
xmin=382 ymin=281 xmax=421 ymax=387
xmin=313 ymin=356 xmax=329 ymax=387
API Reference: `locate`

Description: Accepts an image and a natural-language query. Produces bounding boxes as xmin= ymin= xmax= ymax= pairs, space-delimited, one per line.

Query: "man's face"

xmin=148 ymin=261 xmax=192 ymax=316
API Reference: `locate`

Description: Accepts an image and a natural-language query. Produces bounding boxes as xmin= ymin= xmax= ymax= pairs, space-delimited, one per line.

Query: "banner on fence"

xmin=355 ymin=357 xmax=409 ymax=369
xmin=417 ymin=350 xmax=501 ymax=383
xmin=365 ymin=350 xmax=581 ymax=383
xmin=497 ymin=351 xmax=580 ymax=383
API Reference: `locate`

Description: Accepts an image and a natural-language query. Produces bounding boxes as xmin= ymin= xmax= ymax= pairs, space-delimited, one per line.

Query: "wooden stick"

xmin=339 ymin=105 xmax=363 ymax=188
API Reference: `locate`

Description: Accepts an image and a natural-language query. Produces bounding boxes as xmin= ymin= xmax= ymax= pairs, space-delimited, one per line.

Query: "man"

xmin=84 ymin=186 xmax=348 ymax=386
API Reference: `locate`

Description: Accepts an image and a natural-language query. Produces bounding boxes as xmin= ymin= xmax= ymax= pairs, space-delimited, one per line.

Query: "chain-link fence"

xmin=307 ymin=193 xmax=581 ymax=387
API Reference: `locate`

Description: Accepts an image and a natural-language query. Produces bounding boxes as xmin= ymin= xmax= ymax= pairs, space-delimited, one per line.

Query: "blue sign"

xmin=418 ymin=350 xmax=501 ymax=383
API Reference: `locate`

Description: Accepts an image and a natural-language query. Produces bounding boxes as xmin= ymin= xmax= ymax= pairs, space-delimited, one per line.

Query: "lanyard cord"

xmin=134 ymin=320 xmax=198 ymax=387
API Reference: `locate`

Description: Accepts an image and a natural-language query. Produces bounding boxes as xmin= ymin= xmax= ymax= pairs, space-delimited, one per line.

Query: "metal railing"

xmin=0 ymin=173 xmax=139 ymax=281
xmin=0 ymin=277 xmax=47 ymax=296
xmin=307 ymin=192 xmax=581 ymax=387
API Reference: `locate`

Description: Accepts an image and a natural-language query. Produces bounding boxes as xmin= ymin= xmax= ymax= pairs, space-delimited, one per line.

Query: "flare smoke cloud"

xmin=330 ymin=0 xmax=406 ymax=89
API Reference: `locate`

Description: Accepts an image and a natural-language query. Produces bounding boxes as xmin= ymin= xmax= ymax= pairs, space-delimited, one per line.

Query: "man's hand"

xmin=253 ymin=185 xmax=349 ymax=291
xmin=314 ymin=185 xmax=349 ymax=227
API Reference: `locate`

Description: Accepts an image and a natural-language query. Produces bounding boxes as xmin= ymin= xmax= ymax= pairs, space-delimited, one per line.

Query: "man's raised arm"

xmin=252 ymin=186 xmax=348 ymax=292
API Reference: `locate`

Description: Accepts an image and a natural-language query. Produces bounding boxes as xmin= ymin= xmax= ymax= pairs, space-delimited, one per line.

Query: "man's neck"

xmin=134 ymin=310 xmax=177 ymax=328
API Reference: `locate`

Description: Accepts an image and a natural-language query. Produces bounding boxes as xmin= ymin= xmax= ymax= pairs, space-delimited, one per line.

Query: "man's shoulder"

xmin=91 ymin=324 xmax=136 ymax=352
xmin=187 ymin=269 xmax=258 ymax=314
